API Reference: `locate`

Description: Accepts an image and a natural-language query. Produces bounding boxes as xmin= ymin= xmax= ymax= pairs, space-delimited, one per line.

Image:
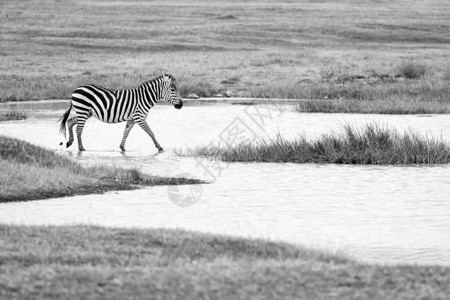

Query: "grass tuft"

xmin=178 ymin=124 xmax=450 ymax=165
xmin=397 ymin=61 xmax=427 ymax=79
xmin=0 ymin=110 xmax=28 ymax=121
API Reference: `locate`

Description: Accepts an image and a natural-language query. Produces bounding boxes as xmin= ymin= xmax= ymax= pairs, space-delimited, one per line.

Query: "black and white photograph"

xmin=1 ymin=0 xmax=449 ymax=298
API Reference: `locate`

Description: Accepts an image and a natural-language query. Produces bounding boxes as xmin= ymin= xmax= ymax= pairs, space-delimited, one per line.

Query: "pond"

xmin=1 ymin=100 xmax=450 ymax=266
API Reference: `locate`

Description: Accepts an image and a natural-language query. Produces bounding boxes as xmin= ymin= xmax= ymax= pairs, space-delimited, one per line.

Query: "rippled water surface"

xmin=1 ymin=101 xmax=450 ymax=265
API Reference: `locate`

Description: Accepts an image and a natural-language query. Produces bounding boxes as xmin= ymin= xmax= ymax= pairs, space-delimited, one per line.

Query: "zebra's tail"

xmin=58 ymin=103 xmax=72 ymax=138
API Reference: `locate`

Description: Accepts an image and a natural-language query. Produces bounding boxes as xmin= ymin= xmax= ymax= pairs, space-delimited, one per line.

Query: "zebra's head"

xmin=161 ymin=74 xmax=183 ymax=109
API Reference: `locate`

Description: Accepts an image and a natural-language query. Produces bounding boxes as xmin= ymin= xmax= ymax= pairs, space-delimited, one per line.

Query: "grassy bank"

xmin=1 ymin=0 xmax=449 ymax=106
xmin=0 ymin=136 xmax=203 ymax=202
xmin=293 ymin=99 xmax=450 ymax=114
xmin=178 ymin=124 xmax=450 ymax=165
xmin=251 ymin=71 xmax=450 ymax=102
xmin=0 ymin=225 xmax=448 ymax=299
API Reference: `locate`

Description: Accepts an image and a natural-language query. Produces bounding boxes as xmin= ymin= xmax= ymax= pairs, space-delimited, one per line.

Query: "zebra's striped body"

xmin=59 ymin=74 xmax=183 ymax=152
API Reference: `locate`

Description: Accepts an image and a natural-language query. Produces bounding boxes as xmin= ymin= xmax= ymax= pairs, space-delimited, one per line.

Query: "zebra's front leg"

xmin=136 ymin=119 xmax=164 ymax=153
xmin=66 ymin=117 xmax=78 ymax=148
xmin=120 ymin=119 xmax=135 ymax=152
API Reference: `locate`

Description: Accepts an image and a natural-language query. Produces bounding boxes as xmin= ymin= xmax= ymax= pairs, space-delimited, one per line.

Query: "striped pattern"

xmin=59 ymin=74 xmax=183 ymax=152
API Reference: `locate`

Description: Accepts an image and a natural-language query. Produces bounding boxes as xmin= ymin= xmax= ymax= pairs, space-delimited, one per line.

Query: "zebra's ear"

xmin=163 ymin=74 xmax=176 ymax=82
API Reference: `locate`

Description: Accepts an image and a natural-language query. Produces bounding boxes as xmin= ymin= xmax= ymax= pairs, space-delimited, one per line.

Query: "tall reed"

xmin=180 ymin=124 xmax=450 ymax=165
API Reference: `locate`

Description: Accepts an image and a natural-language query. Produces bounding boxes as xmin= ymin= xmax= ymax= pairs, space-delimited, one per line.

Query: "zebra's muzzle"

xmin=174 ymin=101 xmax=183 ymax=109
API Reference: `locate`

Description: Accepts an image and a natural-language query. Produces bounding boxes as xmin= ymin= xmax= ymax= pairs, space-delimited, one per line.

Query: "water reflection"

xmin=1 ymin=101 xmax=450 ymax=266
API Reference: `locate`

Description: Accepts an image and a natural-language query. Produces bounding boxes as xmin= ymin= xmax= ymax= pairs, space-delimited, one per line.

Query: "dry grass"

xmin=0 ymin=225 xmax=449 ymax=299
xmin=0 ymin=0 xmax=449 ymax=106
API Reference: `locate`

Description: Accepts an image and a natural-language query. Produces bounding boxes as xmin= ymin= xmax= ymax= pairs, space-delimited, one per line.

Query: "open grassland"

xmin=0 ymin=136 xmax=203 ymax=202
xmin=0 ymin=225 xmax=449 ymax=299
xmin=1 ymin=0 xmax=449 ymax=113
xmin=179 ymin=124 xmax=450 ymax=164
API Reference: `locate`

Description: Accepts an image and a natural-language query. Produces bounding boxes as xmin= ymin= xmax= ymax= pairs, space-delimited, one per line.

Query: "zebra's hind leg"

xmin=120 ymin=119 xmax=135 ymax=151
xmin=66 ymin=117 xmax=78 ymax=148
xmin=135 ymin=119 xmax=164 ymax=153
xmin=76 ymin=116 xmax=88 ymax=151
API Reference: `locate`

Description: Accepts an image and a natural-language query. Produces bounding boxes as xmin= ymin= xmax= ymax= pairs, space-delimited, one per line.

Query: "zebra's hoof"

xmin=158 ymin=148 xmax=164 ymax=153
xmin=120 ymin=146 xmax=126 ymax=152
xmin=66 ymin=141 xmax=72 ymax=148
xmin=78 ymin=147 xmax=86 ymax=151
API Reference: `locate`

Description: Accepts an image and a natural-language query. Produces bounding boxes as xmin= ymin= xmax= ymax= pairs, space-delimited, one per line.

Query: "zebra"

xmin=59 ymin=74 xmax=183 ymax=152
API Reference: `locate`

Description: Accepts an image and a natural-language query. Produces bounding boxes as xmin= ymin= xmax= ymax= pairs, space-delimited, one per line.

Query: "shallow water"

xmin=1 ymin=101 xmax=450 ymax=265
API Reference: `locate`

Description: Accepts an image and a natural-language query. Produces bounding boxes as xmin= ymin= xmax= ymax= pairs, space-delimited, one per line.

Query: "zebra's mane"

xmin=140 ymin=74 xmax=175 ymax=88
